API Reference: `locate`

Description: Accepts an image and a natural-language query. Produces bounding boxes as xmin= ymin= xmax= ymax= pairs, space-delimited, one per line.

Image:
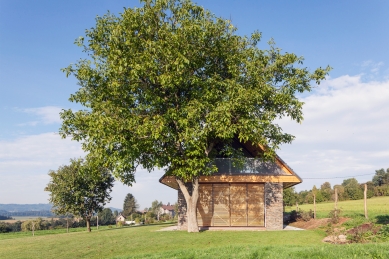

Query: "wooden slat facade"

xmin=197 ymin=183 xmax=264 ymax=227
xmin=212 ymin=184 xmax=230 ymax=226
xmin=247 ymin=184 xmax=265 ymax=226
xmin=196 ymin=184 xmax=213 ymax=226
xmin=230 ymin=184 xmax=247 ymax=226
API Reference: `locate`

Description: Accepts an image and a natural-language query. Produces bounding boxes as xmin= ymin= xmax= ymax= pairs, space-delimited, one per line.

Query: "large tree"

xmin=45 ymin=158 xmax=114 ymax=232
xmin=122 ymin=193 xmax=139 ymax=217
xmin=60 ymin=0 xmax=330 ymax=232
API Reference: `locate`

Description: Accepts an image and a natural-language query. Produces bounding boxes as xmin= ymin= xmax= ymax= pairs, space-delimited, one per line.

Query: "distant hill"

xmin=108 ymin=207 xmax=122 ymax=213
xmin=0 ymin=204 xmax=52 ymax=212
xmin=0 ymin=204 xmax=121 ymax=216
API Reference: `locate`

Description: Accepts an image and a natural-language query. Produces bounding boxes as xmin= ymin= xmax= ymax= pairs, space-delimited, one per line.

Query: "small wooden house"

xmin=159 ymin=140 xmax=302 ymax=230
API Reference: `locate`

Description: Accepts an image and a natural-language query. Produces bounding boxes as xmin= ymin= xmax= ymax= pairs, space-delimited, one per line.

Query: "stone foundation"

xmin=265 ymin=182 xmax=284 ymax=230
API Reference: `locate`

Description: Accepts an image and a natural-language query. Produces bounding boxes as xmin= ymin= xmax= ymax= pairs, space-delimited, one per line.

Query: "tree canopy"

xmin=45 ymin=158 xmax=114 ymax=232
xmin=60 ymin=0 xmax=330 ymax=181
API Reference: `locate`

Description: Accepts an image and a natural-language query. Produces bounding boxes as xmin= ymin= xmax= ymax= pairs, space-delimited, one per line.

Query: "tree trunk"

xmin=86 ymin=217 xmax=91 ymax=232
xmin=97 ymin=215 xmax=99 ymax=230
xmin=176 ymin=177 xmax=199 ymax=233
xmin=66 ymin=216 xmax=69 ymax=233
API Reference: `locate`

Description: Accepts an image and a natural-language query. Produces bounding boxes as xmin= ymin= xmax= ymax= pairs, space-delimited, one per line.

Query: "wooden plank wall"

xmin=212 ymin=184 xmax=230 ymax=226
xmin=230 ymin=184 xmax=247 ymax=226
xmin=197 ymin=183 xmax=264 ymax=227
xmin=247 ymin=184 xmax=265 ymax=226
xmin=197 ymin=184 xmax=213 ymax=226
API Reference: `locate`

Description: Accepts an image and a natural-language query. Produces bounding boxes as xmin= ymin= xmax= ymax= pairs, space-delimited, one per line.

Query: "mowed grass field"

xmin=285 ymin=196 xmax=389 ymax=221
xmin=1 ymin=224 xmax=389 ymax=258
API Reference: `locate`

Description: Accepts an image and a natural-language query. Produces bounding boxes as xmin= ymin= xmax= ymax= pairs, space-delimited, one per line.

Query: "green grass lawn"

xmin=285 ymin=196 xmax=389 ymax=221
xmin=1 ymin=223 xmax=389 ymax=258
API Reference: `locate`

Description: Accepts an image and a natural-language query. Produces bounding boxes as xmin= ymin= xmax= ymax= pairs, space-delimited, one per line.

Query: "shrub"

xmin=328 ymin=208 xmax=341 ymax=224
xmin=378 ymin=224 xmax=389 ymax=240
xmin=285 ymin=210 xmax=313 ymax=223
xmin=347 ymin=223 xmax=379 ymax=243
xmin=0 ymin=222 xmax=12 ymax=233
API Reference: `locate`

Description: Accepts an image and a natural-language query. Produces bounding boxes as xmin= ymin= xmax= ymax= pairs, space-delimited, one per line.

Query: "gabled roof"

xmin=159 ymin=140 xmax=302 ymax=190
xmin=161 ymin=205 xmax=175 ymax=211
xmin=116 ymin=213 xmax=126 ymax=219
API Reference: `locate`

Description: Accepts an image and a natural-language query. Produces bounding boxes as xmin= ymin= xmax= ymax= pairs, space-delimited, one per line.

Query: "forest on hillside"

xmin=284 ymin=168 xmax=389 ymax=206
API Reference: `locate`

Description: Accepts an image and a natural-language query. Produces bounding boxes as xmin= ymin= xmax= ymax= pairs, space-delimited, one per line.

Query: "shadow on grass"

xmin=376 ymin=215 xmax=389 ymax=224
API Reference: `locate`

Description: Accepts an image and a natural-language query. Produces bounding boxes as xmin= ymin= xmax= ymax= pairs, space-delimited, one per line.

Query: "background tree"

xmin=151 ymin=200 xmax=163 ymax=221
xmin=333 ymin=185 xmax=346 ymax=201
xmin=320 ymin=182 xmax=332 ymax=202
xmin=98 ymin=208 xmax=115 ymax=225
xmin=60 ymin=0 xmax=330 ymax=232
xmin=45 ymin=158 xmax=115 ymax=232
xmin=342 ymin=178 xmax=363 ymax=200
xmin=122 ymin=193 xmax=139 ymax=217
xmin=373 ymin=168 xmax=389 ymax=187
xmin=283 ymin=187 xmax=297 ymax=207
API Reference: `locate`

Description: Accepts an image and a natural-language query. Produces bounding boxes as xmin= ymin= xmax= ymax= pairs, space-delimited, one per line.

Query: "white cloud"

xmin=0 ymin=133 xmax=85 ymax=204
xmin=20 ymin=106 xmax=62 ymax=125
xmin=361 ymin=60 xmax=384 ymax=74
xmin=278 ymin=75 xmax=389 ymax=191
xmin=0 ymin=132 xmax=176 ymax=208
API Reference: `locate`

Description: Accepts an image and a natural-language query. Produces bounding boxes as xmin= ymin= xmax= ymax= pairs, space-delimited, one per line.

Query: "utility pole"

xmin=32 ymin=221 xmax=35 ymax=236
xmin=334 ymin=188 xmax=338 ymax=218
xmin=364 ymin=183 xmax=368 ymax=219
xmin=313 ymin=194 xmax=316 ymax=220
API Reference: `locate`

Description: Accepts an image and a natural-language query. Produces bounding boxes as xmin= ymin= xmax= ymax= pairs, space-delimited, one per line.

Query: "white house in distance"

xmin=159 ymin=203 xmax=175 ymax=218
xmin=116 ymin=213 xmax=126 ymax=222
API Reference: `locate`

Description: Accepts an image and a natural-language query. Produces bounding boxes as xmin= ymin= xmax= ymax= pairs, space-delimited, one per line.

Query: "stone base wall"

xmin=265 ymin=182 xmax=284 ymax=230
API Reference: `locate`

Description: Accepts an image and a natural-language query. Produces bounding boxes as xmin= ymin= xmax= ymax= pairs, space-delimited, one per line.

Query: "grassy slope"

xmin=1 ymin=224 xmax=389 ymax=259
xmin=285 ymin=196 xmax=389 ymax=220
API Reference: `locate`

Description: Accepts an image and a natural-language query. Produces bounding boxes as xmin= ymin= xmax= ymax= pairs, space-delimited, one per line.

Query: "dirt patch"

xmin=289 ymin=217 xmax=350 ymax=230
xmin=347 ymin=223 xmax=380 ymax=235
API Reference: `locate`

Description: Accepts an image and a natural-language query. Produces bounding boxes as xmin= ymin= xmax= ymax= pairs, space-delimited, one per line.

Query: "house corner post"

xmin=265 ymin=182 xmax=284 ymax=230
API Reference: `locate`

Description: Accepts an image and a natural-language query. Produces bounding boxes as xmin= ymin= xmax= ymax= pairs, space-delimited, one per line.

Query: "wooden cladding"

xmin=197 ymin=183 xmax=264 ymax=227
xmin=247 ymin=184 xmax=265 ymax=226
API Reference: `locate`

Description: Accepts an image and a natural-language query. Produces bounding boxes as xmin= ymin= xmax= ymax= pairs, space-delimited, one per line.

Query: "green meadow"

xmin=1 ymin=224 xmax=389 ymax=259
xmin=1 ymin=197 xmax=389 ymax=258
xmin=285 ymin=196 xmax=389 ymax=223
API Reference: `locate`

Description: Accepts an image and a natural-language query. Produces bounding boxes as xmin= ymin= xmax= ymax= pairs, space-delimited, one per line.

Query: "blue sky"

xmin=1 ymin=0 xmax=388 ymax=209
